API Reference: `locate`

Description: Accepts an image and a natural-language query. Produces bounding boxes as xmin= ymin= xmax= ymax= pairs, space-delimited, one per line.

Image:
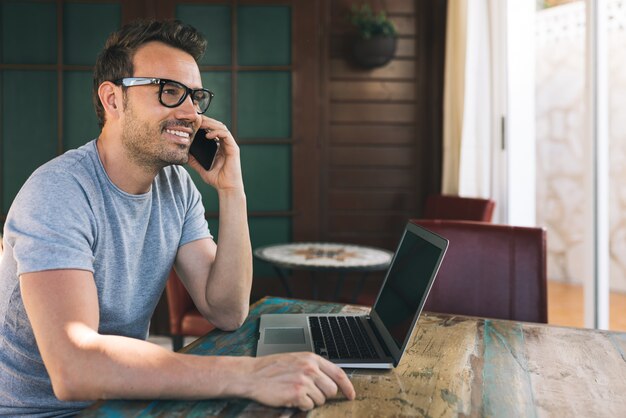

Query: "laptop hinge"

xmin=366 ymin=316 xmax=392 ymax=358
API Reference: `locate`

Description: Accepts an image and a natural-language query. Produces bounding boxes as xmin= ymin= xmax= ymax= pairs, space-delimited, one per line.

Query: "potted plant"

xmin=349 ymin=3 xmax=397 ymax=68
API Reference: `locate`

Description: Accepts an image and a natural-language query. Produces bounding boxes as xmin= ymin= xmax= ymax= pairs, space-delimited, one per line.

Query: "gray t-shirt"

xmin=0 ymin=139 xmax=211 ymax=417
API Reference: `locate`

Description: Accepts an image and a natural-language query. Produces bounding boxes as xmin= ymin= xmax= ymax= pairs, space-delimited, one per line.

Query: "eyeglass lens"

xmin=160 ymin=80 xmax=211 ymax=113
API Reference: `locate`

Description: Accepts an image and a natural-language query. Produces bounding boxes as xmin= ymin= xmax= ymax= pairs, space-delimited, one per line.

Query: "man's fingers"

xmin=297 ymin=394 xmax=315 ymax=411
xmin=312 ymin=370 xmax=339 ymax=399
xmin=247 ymin=353 xmax=356 ymax=410
xmin=303 ymin=384 xmax=326 ymax=409
xmin=200 ymin=118 xmax=230 ymax=135
xmin=206 ymin=128 xmax=228 ymax=140
xmin=201 ymin=116 xmax=226 ymax=125
xmin=318 ymin=359 xmax=356 ymax=400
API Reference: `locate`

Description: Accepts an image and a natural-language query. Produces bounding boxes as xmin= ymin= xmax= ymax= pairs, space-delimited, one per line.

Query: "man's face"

xmin=119 ymin=41 xmax=203 ymax=170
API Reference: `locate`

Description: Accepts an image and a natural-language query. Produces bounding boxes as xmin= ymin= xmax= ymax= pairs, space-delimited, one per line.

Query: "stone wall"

xmin=535 ymin=0 xmax=626 ymax=291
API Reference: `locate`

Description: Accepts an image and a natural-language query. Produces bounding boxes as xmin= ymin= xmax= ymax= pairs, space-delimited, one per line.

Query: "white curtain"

xmin=442 ymin=0 xmax=493 ymax=198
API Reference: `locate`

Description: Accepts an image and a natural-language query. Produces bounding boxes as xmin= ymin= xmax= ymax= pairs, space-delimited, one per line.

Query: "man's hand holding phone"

xmin=187 ymin=118 xmax=244 ymax=193
xmin=189 ymin=128 xmax=219 ymax=170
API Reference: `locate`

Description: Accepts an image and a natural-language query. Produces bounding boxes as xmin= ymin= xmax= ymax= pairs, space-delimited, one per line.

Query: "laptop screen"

xmin=372 ymin=225 xmax=446 ymax=349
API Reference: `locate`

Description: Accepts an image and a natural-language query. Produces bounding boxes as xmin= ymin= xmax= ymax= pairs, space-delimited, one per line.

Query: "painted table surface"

xmin=80 ymin=296 xmax=626 ymax=417
xmin=253 ymin=243 xmax=393 ymax=271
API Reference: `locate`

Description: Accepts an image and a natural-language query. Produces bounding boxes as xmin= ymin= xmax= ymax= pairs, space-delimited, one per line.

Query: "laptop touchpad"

xmin=264 ymin=328 xmax=305 ymax=344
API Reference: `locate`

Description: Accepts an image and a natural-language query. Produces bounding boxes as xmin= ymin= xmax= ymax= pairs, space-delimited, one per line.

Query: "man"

xmin=0 ymin=20 xmax=355 ymax=416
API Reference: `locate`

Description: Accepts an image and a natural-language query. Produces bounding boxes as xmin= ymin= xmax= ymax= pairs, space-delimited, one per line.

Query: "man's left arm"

xmin=174 ymin=118 xmax=252 ymax=330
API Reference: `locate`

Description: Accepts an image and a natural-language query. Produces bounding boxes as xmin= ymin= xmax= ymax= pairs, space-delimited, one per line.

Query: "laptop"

xmin=256 ymin=222 xmax=449 ymax=369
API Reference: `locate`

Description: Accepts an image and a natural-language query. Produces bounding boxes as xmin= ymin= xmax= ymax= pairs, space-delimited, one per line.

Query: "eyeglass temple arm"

xmin=120 ymin=78 xmax=159 ymax=87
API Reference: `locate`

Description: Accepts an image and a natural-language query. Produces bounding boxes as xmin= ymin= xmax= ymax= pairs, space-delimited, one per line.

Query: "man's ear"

xmin=98 ymin=81 xmax=123 ymax=121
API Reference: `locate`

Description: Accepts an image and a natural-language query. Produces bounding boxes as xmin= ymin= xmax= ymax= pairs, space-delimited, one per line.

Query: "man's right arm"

xmin=20 ymin=269 xmax=355 ymax=410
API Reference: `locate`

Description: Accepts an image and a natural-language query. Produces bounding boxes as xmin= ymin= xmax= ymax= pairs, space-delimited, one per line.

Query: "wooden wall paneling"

xmin=330 ymin=59 xmax=415 ymax=80
xmin=414 ymin=0 xmax=447 ymax=212
xmin=330 ymin=146 xmax=415 ymax=167
xmin=327 ymin=0 xmax=416 ymax=25
xmin=390 ymin=16 xmax=416 ymax=36
xmin=123 ymin=0 xmax=157 ymax=22
xmin=330 ymin=103 xmax=416 ymax=123
xmin=330 ymin=124 xmax=416 ymax=145
xmin=329 ymin=190 xmax=415 ymax=211
xmin=319 ymin=0 xmax=332 ymax=246
xmin=322 ymin=0 xmax=420 ymax=252
xmin=329 ymin=168 xmax=415 ymax=189
xmin=396 ymin=38 xmax=416 ymax=58
xmin=383 ymin=0 xmax=415 ymax=14
xmin=329 ymin=213 xmax=410 ymax=234
xmin=330 ymin=80 xmax=416 ymax=101
xmin=327 ymin=215 xmax=411 ymax=254
xmin=291 ymin=0 xmax=321 ymax=241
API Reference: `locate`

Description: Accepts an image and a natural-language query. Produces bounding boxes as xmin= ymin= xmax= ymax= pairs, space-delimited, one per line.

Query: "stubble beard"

xmin=120 ymin=101 xmax=190 ymax=172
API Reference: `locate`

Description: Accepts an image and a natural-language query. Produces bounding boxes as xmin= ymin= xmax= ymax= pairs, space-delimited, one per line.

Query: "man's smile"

xmin=164 ymin=127 xmax=192 ymax=145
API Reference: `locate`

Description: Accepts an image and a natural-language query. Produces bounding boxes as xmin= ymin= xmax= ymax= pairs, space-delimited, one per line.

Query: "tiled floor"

xmin=548 ymin=280 xmax=626 ymax=331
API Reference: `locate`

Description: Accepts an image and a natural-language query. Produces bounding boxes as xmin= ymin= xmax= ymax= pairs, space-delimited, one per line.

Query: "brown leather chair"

xmin=165 ymin=269 xmax=214 ymax=350
xmin=422 ymin=194 xmax=496 ymax=222
xmin=412 ymin=219 xmax=547 ymax=323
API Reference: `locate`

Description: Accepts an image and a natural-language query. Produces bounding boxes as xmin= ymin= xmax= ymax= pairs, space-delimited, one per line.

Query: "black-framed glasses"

xmin=114 ymin=77 xmax=214 ymax=114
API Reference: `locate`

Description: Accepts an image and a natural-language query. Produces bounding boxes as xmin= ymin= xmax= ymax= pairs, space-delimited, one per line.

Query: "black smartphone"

xmin=189 ymin=129 xmax=218 ymax=170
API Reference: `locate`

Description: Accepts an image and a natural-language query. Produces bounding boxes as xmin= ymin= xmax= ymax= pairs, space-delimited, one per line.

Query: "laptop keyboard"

xmin=308 ymin=316 xmax=379 ymax=360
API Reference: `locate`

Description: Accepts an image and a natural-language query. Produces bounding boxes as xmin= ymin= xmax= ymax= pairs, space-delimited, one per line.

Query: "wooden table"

xmin=80 ymin=296 xmax=626 ymax=417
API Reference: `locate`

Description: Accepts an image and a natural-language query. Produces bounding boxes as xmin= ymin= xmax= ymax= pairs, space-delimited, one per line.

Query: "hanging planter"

xmin=352 ymin=35 xmax=397 ymax=68
xmin=348 ymin=3 xmax=397 ymax=69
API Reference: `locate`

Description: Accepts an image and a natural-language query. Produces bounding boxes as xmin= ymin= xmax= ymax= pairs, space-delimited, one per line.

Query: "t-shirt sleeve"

xmin=4 ymin=170 xmax=97 ymax=276
xmin=178 ymin=170 xmax=213 ymax=247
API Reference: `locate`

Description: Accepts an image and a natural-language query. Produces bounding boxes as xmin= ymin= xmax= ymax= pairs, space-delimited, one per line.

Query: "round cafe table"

xmin=253 ymin=242 xmax=393 ymax=301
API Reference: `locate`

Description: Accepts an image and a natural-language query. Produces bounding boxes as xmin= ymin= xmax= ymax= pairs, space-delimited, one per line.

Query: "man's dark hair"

xmin=93 ymin=19 xmax=207 ymax=129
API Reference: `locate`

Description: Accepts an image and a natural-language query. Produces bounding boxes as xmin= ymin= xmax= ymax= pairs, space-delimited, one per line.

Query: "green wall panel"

xmin=176 ymin=5 xmax=231 ymax=66
xmin=237 ymin=72 xmax=291 ymax=139
xmin=1 ymin=2 xmax=56 ymax=64
xmin=2 ymin=71 xmax=57 ymax=213
xmin=187 ymin=144 xmax=291 ymax=214
xmin=201 ymin=71 xmax=231 ymax=127
xmin=63 ymin=3 xmax=120 ymax=66
xmin=186 ymin=168 xmax=219 ymax=213
xmin=238 ymin=6 xmax=291 ymax=66
xmin=241 ymin=144 xmax=290 ymax=211
xmin=250 ymin=217 xmax=291 ymax=277
xmin=207 ymin=218 xmax=219 ymax=241
xmin=63 ymin=71 xmax=99 ymax=150
xmin=197 ymin=217 xmax=291 ymax=278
